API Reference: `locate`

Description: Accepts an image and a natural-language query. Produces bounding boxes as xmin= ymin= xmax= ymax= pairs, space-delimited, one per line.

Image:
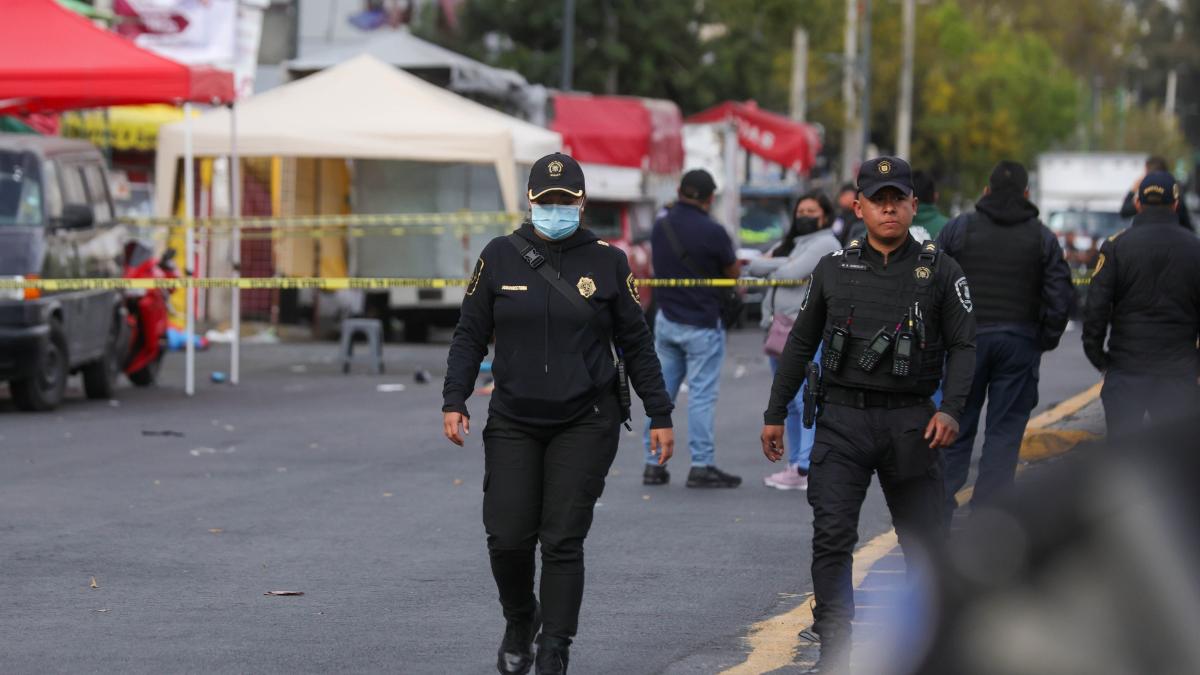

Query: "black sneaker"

xmin=686 ymin=465 xmax=742 ymax=488
xmin=497 ymin=604 xmax=541 ymax=674
xmin=535 ymin=635 xmax=570 ymax=674
xmin=642 ymin=465 xmax=670 ymax=486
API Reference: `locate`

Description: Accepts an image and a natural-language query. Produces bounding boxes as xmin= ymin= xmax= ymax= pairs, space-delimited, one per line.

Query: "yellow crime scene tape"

xmin=2 ymin=277 xmax=1091 ymax=291
xmin=0 ymin=278 xmax=811 ymax=292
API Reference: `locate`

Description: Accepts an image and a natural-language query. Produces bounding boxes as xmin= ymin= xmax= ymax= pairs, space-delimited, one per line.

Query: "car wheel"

xmin=11 ymin=318 xmax=69 ymax=412
xmin=128 ymin=348 xmax=163 ymax=387
xmin=83 ymin=307 xmax=129 ymax=400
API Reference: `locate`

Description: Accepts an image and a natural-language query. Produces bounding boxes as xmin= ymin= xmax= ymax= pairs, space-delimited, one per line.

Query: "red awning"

xmin=0 ymin=0 xmax=234 ymax=115
xmin=551 ymin=93 xmax=683 ymax=173
xmin=687 ymin=101 xmax=821 ymax=174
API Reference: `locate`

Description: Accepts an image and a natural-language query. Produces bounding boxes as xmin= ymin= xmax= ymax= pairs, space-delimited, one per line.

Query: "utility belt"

xmin=822 ymin=385 xmax=930 ymax=410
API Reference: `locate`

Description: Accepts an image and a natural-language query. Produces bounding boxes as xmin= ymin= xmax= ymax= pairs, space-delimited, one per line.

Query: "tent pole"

xmin=184 ymin=102 xmax=196 ymax=396
xmin=230 ymin=102 xmax=241 ymax=385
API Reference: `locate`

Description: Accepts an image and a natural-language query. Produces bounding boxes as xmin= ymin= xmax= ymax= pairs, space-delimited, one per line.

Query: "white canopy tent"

xmin=155 ymin=54 xmax=561 ymax=393
xmin=288 ymin=27 xmax=530 ymax=103
xmin=156 ymin=53 xmax=533 ymax=215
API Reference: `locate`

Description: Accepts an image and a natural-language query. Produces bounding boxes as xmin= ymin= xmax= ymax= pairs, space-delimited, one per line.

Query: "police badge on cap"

xmin=857 ymin=156 xmax=914 ymax=198
xmin=528 ymin=153 xmax=586 ymax=201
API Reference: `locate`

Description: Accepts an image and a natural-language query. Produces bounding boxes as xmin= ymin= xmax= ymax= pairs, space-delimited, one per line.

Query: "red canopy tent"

xmin=0 ymin=0 xmax=234 ymax=114
xmin=551 ymin=93 xmax=683 ymax=173
xmin=687 ymin=101 xmax=821 ymax=175
xmin=0 ymin=0 xmax=235 ymax=397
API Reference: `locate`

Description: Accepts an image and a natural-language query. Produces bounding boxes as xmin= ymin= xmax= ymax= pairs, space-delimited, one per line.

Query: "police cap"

xmin=1137 ymin=170 xmax=1180 ymax=206
xmin=528 ymin=152 xmax=586 ymax=201
xmin=857 ymin=156 xmax=914 ymax=198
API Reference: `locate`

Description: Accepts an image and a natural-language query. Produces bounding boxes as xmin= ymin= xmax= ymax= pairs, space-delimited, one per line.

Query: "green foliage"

xmin=428 ymin=0 xmax=1192 ymax=195
xmin=913 ymin=2 xmax=1080 ymax=194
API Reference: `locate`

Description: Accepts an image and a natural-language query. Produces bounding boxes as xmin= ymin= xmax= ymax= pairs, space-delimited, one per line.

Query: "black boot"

xmin=497 ymin=603 xmax=541 ymax=674
xmin=643 ymin=464 xmax=670 ymax=485
xmin=534 ymin=635 xmax=570 ymax=675
xmin=806 ymin=633 xmax=849 ymax=674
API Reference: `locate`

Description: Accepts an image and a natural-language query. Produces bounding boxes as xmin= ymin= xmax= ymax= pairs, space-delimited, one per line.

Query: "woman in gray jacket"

xmin=746 ymin=190 xmax=841 ymax=490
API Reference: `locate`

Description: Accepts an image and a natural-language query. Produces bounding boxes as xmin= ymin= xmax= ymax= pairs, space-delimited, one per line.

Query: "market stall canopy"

xmin=686 ymin=101 xmax=821 ymax=175
xmin=287 ymin=27 xmax=528 ymax=101
xmin=0 ymin=0 xmax=234 ymax=115
xmin=155 ymin=55 xmax=540 ymax=214
xmin=552 ymin=93 xmax=683 ymax=173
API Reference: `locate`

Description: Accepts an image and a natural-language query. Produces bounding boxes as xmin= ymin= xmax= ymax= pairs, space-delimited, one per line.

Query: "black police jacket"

xmin=763 ymin=236 xmax=977 ymax=424
xmin=443 ymin=223 xmax=674 ymax=428
xmin=1082 ymin=209 xmax=1200 ymax=376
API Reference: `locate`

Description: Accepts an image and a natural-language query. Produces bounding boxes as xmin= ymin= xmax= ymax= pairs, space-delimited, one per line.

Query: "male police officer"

xmin=1084 ymin=171 xmax=1200 ymax=436
xmin=761 ymin=157 xmax=976 ymax=673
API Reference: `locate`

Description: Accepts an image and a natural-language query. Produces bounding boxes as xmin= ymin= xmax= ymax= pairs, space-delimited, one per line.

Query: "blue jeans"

xmin=643 ymin=314 xmax=725 ymax=467
xmin=768 ymin=345 xmax=820 ymax=471
xmin=942 ymin=331 xmax=1041 ymax=526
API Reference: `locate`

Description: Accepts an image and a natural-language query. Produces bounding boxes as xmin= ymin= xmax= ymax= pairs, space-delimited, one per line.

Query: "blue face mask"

xmin=531 ymin=204 xmax=581 ymax=240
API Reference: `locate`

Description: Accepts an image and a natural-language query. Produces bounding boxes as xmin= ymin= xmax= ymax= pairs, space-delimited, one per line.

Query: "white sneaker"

xmin=763 ymin=467 xmax=808 ymax=490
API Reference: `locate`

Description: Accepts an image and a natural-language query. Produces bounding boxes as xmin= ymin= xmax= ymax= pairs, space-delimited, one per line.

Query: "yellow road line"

xmin=1027 ymin=382 xmax=1102 ymax=428
xmin=719 ymin=381 xmax=1103 ymax=674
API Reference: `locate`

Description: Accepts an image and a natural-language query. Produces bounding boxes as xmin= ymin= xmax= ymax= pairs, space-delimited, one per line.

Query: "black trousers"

xmin=807 ymin=400 xmax=944 ymax=655
xmin=1101 ymin=369 xmax=1200 ymax=438
xmin=481 ymin=391 xmax=621 ymax=644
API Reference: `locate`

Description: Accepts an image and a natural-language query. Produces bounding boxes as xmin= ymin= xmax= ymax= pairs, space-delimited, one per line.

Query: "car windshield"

xmin=740 ymin=199 xmax=788 ymax=249
xmin=0 ymin=150 xmax=43 ymax=227
xmin=586 ymin=202 xmax=622 ymax=240
xmin=1045 ymin=210 xmax=1129 ymax=238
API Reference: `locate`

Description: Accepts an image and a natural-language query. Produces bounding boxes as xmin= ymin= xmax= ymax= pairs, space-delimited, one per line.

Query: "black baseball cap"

xmin=988 ymin=160 xmax=1029 ymax=195
xmin=679 ymin=169 xmax=717 ymax=200
xmin=527 ymin=152 xmax=585 ymax=201
xmin=856 ymin=156 xmax=913 ymax=198
xmin=1138 ymin=171 xmax=1180 ymax=206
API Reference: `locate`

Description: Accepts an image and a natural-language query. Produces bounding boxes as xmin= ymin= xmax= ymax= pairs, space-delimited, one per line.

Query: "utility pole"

xmin=561 ymin=0 xmax=576 ymax=91
xmin=859 ymin=0 xmax=872 ymax=162
xmin=790 ymin=28 xmax=809 ymax=122
xmin=896 ymin=0 xmax=915 ymax=160
xmin=840 ymin=0 xmax=859 ymax=182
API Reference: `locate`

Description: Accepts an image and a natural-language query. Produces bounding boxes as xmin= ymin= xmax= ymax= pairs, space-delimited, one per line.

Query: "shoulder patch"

xmin=466 ymin=257 xmax=484 ymax=296
xmin=953 ymin=276 xmax=973 ymax=312
xmin=597 ymin=240 xmax=611 ymax=247
xmin=1107 ymin=228 xmax=1130 ymax=242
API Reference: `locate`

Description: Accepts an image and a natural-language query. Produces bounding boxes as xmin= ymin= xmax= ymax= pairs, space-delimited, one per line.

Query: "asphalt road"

xmin=0 ymin=327 xmax=1099 ymax=674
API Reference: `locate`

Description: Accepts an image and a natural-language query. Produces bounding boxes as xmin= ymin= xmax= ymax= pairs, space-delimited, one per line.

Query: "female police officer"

xmin=442 ymin=153 xmax=675 ymax=675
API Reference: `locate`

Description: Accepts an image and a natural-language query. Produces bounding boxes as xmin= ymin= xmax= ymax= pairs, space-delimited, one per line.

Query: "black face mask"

xmin=790 ymin=215 xmax=821 ymax=237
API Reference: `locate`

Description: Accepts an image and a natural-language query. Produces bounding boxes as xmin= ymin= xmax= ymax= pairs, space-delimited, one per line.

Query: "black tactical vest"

xmin=953 ymin=213 xmax=1042 ymax=324
xmin=822 ymin=239 xmax=946 ymax=392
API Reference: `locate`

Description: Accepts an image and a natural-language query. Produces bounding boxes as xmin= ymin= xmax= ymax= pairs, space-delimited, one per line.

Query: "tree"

xmin=911 ymin=2 xmax=1080 ymax=196
xmin=434 ymin=0 xmax=718 ymax=113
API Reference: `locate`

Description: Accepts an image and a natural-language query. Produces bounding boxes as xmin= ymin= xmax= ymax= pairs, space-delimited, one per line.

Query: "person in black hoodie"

xmin=936 ymin=160 xmax=1074 ymax=527
xmin=442 ymin=153 xmax=674 ymax=675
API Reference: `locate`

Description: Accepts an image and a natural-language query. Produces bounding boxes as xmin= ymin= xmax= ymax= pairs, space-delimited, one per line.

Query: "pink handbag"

xmin=764 ymin=313 xmax=795 ymax=358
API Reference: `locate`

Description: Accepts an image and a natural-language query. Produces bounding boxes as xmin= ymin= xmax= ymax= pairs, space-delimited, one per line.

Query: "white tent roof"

xmin=288 ymin=27 xmax=528 ymax=99
xmin=155 ymin=55 xmax=558 ymax=214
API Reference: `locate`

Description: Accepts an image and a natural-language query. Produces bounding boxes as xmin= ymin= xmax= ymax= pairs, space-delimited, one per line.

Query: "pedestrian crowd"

xmin=442 ymin=150 xmax=1200 ymax=674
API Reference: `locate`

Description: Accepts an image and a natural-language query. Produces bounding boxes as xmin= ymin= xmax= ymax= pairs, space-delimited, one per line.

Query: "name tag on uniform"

xmin=840 ymin=262 xmax=869 ymax=271
xmin=501 ymin=285 xmax=528 ymax=292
